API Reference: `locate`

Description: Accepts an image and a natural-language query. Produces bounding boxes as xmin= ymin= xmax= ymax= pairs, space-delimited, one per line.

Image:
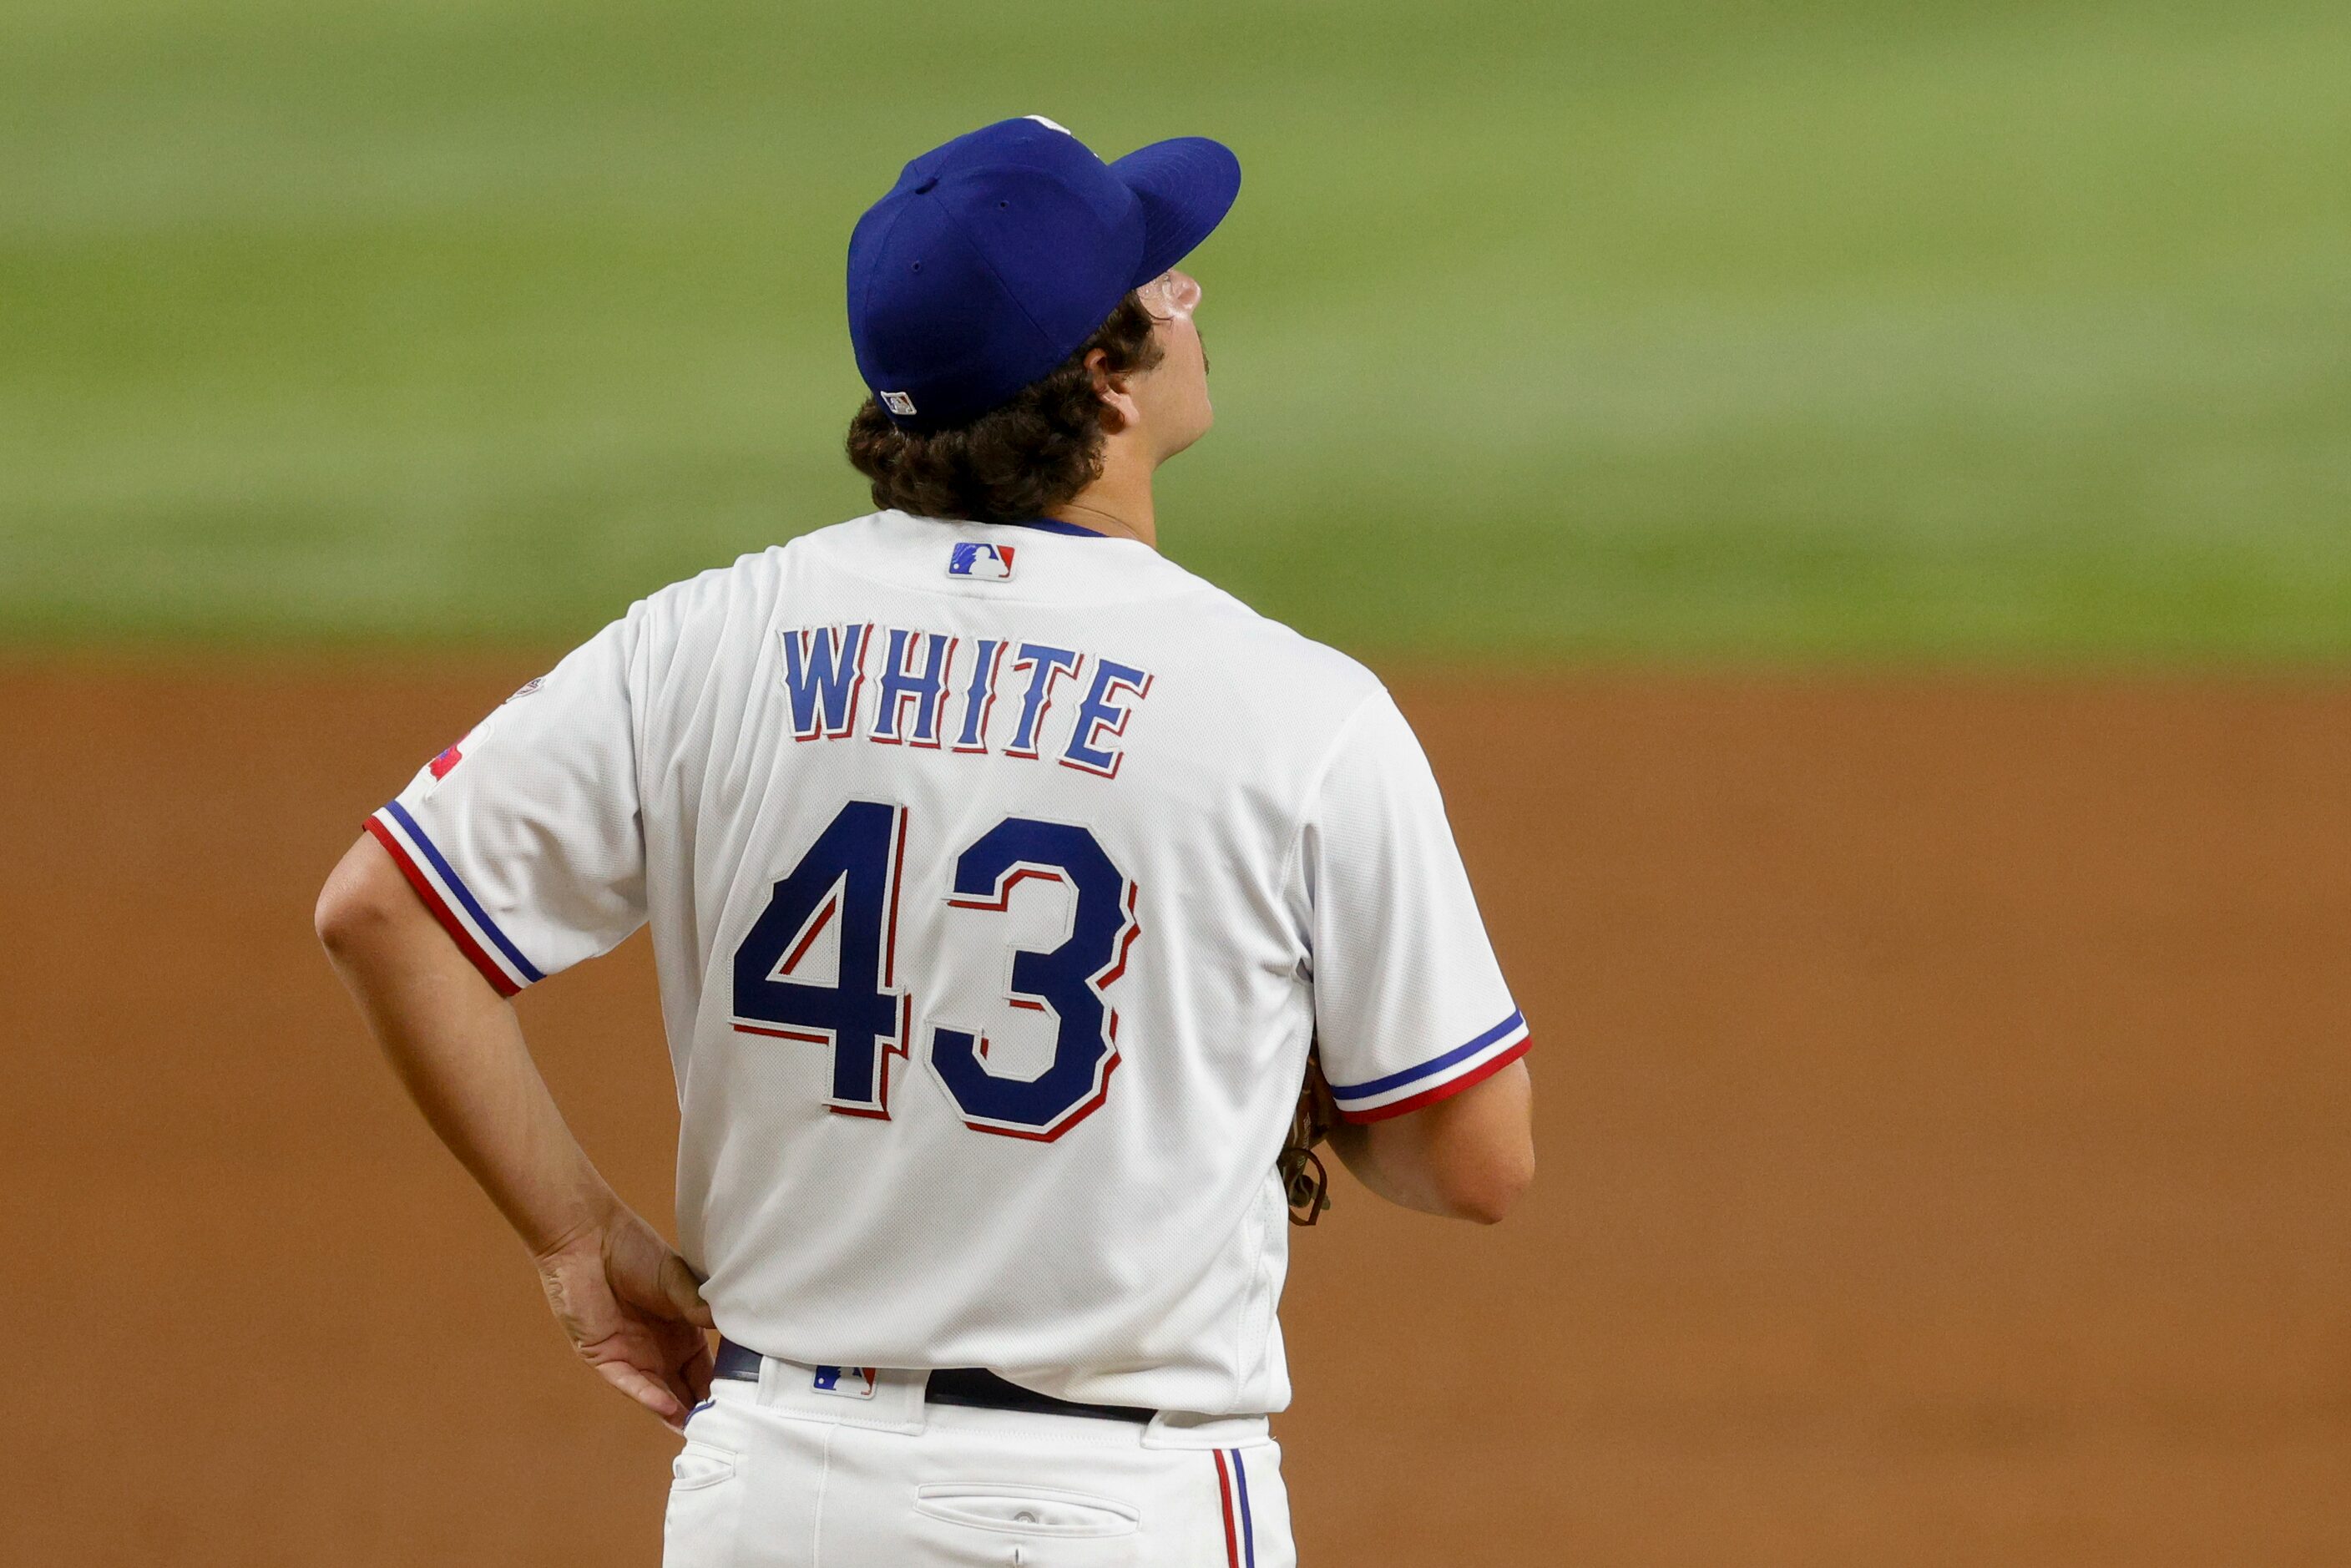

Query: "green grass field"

xmin=3 ymin=0 xmax=2347 ymax=659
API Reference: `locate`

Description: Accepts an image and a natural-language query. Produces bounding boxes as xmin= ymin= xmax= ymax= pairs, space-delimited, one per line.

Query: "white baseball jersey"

xmin=366 ymin=510 xmax=1529 ymax=1416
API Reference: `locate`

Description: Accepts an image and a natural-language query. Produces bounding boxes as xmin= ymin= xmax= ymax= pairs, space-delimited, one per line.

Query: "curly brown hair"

xmin=844 ymin=295 xmax=1165 ymax=525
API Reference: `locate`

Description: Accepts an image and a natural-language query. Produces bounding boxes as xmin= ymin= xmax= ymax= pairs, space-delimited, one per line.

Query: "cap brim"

xmin=1110 ymin=136 xmax=1241 ymax=287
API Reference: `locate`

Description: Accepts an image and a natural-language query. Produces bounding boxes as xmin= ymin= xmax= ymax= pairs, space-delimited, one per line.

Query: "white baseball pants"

xmin=664 ymin=1356 xmax=1296 ymax=1568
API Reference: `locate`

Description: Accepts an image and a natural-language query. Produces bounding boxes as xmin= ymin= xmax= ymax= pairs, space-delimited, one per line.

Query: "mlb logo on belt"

xmin=948 ymin=542 xmax=1017 ymax=580
xmin=811 ymin=1365 xmax=879 ymax=1399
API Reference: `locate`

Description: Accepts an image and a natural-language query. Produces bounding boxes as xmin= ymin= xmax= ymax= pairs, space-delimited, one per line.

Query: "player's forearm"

xmin=317 ymin=834 xmax=620 ymax=1257
xmin=1325 ymin=1120 xmax=1438 ymax=1213
xmin=1327 ymin=1117 xmax=1502 ymax=1219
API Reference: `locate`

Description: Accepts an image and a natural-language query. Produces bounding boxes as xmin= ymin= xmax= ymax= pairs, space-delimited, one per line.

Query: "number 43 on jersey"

xmin=730 ymin=800 xmax=1140 ymax=1141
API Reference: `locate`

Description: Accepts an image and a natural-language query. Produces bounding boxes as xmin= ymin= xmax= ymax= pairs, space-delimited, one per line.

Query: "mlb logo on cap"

xmin=948 ymin=542 xmax=1017 ymax=580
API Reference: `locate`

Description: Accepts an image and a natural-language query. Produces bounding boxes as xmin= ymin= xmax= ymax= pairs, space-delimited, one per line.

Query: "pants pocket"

xmin=911 ymin=1482 xmax=1143 ymax=1566
xmin=663 ymin=1437 xmax=746 ymax=1566
xmin=914 ymin=1483 xmax=1141 ymax=1538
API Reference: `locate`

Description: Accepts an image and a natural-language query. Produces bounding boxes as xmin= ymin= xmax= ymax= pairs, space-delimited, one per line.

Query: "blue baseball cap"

xmin=847 ymin=116 xmax=1241 ymax=432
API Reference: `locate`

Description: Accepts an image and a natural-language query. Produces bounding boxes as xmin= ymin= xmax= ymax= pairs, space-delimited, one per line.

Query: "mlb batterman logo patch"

xmin=811 ymin=1365 xmax=879 ymax=1399
xmin=880 ymin=390 xmax=918 ymax=417
xmin=948 ymin=542 xmax=1017 ymax=580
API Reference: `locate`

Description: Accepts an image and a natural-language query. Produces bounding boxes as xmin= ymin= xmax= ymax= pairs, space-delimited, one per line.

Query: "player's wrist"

xmin=520 ymin=1187 xmax=629 ymax=1267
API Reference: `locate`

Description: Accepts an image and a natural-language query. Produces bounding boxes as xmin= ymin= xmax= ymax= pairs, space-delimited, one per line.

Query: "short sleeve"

xmin=363 ymin=611 xmax=649 ymax=995
xmin=1297 ymin=690 xmax=1529 ymax=1122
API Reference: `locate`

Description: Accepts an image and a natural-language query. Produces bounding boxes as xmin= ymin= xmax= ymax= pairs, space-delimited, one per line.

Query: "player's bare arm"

xmin=1324 ymin=1057 xmax=1534 ymax=1223
xmin=316 ymin=832 xmax=715 ymax=1431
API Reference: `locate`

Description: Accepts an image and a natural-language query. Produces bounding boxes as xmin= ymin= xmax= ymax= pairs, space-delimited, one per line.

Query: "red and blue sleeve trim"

xmin=1327 ymin=1008 xmax=1532 ymax=1123
xmin=363 ymin=800 xmax=544 ymax=995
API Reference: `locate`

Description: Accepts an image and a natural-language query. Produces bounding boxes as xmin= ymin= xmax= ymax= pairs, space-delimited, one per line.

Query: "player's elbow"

xmin=1438 ymin=1136 xmax=1534 ymax=1225
xmin=314 ymin=835 xmax=405 ymax=960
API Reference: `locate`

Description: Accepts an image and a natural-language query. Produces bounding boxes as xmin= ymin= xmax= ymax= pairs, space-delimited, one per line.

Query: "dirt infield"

xmin=4 ymin=661 xmax=2346 ymax=1565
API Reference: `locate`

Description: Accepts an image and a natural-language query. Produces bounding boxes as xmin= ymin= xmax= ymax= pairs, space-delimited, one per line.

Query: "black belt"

xmin=713 ymin=1337 xmax=1154 ymax=1424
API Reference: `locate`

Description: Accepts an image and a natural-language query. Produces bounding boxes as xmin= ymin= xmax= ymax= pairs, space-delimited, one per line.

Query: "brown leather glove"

xmin=1277 ymin=1045 xmax=1338 ymax=1227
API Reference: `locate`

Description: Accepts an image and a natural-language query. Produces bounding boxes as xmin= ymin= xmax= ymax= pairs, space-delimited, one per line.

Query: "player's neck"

xmin=1049 ymin=443 xmax=1157 ymax=549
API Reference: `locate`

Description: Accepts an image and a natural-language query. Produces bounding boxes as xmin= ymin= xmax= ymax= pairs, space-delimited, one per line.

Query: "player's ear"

xmin=1085 ymin=347 xmax=1140 ymax=434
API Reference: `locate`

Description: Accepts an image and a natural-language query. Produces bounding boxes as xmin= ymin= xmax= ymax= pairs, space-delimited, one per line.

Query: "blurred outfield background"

xmin=3 ymin=0 xmax=2348 ymax=657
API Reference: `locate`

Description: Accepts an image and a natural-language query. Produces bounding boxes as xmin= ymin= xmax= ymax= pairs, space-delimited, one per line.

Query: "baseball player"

xmin=317 ymin=116 xmax=1534 ymax=1567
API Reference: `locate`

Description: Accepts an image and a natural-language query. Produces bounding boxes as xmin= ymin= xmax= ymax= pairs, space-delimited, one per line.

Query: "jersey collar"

xmin=1004 ymin=518 xmax=1106 ymax=539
